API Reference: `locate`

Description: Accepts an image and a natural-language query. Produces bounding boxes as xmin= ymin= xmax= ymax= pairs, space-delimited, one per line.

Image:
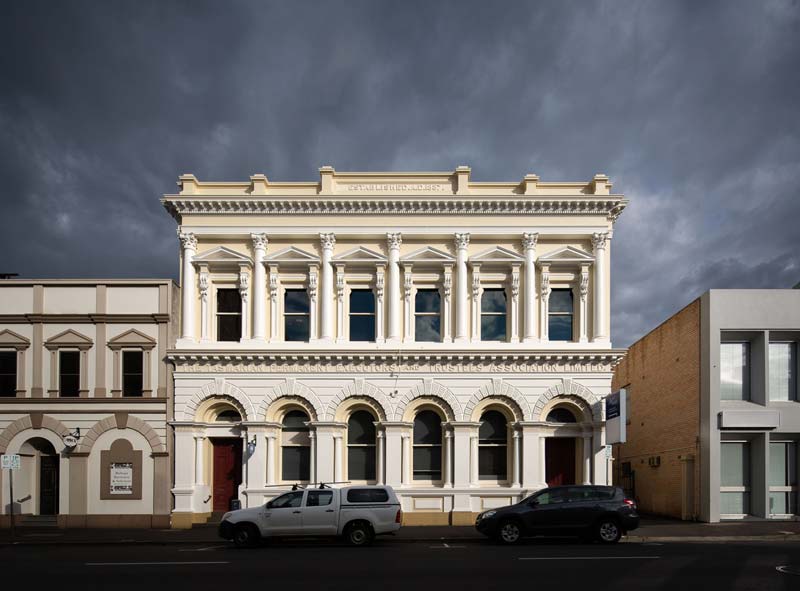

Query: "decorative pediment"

xmin=400 ymin=246 xmax=455 ymax=264
xmin=0 ymin=329 xmax=31 ymax=350
xmin=107 ymin=329 xmax=157 ymax=350
xmin=192 ymin=246 xmax=253 ymax=267
xmin=469 ymin=246 xmax=524 ymax=263
xmin=264 ymin=246 xmax=320 ymax=264
xmin=537 ymin=246 xmax=595 ymax=264
xmin=332 ymin=246 xmax=387 ymax=264
xmin=45 ymin=329 xmax=93 ymax=350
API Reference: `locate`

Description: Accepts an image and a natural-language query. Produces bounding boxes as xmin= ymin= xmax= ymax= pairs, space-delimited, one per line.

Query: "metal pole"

xmin=9 ymin=468 xmax=14 ymax=542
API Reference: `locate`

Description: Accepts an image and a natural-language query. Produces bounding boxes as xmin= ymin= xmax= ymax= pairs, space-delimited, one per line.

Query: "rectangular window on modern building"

xmin=481 ymin=289 xmax=507 ymax=341
xmin=415 ymin=289 xmax=441 ymax=342
xmin=549 ymin=289 xmax=574 ymax=341
xmin=349 ymin=290 xmax=375 ymax=342
xmin=0 ymin=351 xmax=16 ymax=397
xmin=216 ymin=288 xmax=242 ymax=342
xmin=720 ymin=441 xmax=750 ymax=516
xmin=284 ymin=289 xmax=310 ymax=342
xmin=122 ymin=350 xmax=143 ymax=397
xmin=769 ymin=442 xmax=798 ymax=516
xmin=59 ymin=350 xmax=80 ymax=397
xmin=720 ymin=342 xmax=750 ymax=401
xmin=769 ymin=342 xmax=797 ymax=402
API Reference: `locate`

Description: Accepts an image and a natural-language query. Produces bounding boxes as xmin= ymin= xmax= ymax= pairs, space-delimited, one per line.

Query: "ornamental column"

xmin=592 ymin=232 xmax=609 ymax=342
xmin=319 ymin=233 xmax=336 ymax=342
xmin=387 ymin=233 xmax=402 ymax=343
xmin=333 ymin=435 xmax=344 ymax=482
xmin=522 ymin=233 xmax=538 ymax=342
xmin=582 ymin=435 xmax=592 ymax=485
xmin=539 ymin=263 xmax=551 ymax=341
xmin=251 ymin=233 xmax=268 ymax=340
xmin=579 ymin=264 xmax=590 ymax=343
xmin=194 ymin=435 xmax=205 ymax=485
xmin=309 ymin=430 xmax=317 ymax=485
xmin=469 ymin=435 xmax=479 ymax=486
xmin=512 ymin=429 xmax=521 ymax=488
xmin=376 ymin=430 xmax=385 ymax=485
xmin=454 ymin=233 xmax=470 ymax=343
xmin=443 ymin=428 xmax=453 ymax=488
xmin=239 ymin=268 xmax=250 ymax=341
xmin=266 ymin=435 xmax=276 ymax=485
xmin=179 ymin=232 xmax=197 ymax=341
xmin=199 ymin=268 xmax=210 ymax=341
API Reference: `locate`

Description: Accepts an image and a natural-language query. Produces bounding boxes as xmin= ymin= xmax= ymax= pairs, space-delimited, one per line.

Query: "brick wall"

xmin=612 ymin=298 xmax=701 ymax=519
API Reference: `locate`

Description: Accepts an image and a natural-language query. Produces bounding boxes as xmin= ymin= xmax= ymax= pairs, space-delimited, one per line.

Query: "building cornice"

xmin=0 ymin=313 xmax=171 ymax=324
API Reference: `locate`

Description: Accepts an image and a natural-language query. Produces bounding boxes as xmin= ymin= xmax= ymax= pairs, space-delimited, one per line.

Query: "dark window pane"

xmin=285 ymin=316 xmax=310 ymax=342
xmin=306 ymin=490 xmax=333 ymax=507
xmin=546 ymin=408 xmax=577 ymax=423
xmin=59 ymin=351 xmax=80 ymax=397
xmin=0 ymin=351 xmax=15 ymax=373
xmin=217 ymin=289 xmax=242 ymax=313
xmin=481 ymin=289 xmax=507 ymax=313
xmin=122 ymin=350 xmax=143 ymax=397
xmin=284 ymin=290 xmax=310 ymax=313
xmin=479 ymin=411 xmax=507 ymax=442
xmin=218 ymin=315 xmax=242 ymax=342
xmin=413 ymin=410 xmax=442 ymax=444
xmin=347 ymin=446 xmax=376 ymax=481
xmin=348 ymin=410 xmax=376 ymax=444
xmin=346 ymin=488 xmax=388 ymax=503
xmin=350 ymin=290 xmax=375 ymax=313
xmin=415 ymin=290 xmax=441 ymax=313
xmin=0 ymin=351 xmax=16 ymax=397
xmin=549 ymin=289 xmax=573 ymax=313
xmin=479 ymin=446 xmax=507 ymax=480
xmin=413 ymin=447 xmax=442 ymax=480
xmin=281 ymin=446 xmax=310 ymax=481
xmin=282 ymin=410 xmax=310 ymax=431
xmin=415 ymin=316 xmax=441 ymax=342
xmin=349 ymin=316 xmax=375 ymax=342
xmin=216 ymin=409 xmax=241 ymax=422
xmin=481 ymin=315 xmax=507 ymax=341
xmin=60 ymin=351 xmax=80 ymax=373
xmin=549 ymin=315 xmax=573 ymax=341
xmin=269 ymin=490 xmax=304 ymax=508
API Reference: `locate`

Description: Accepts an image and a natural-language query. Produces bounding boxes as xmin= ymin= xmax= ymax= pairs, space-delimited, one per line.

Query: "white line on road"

xmin=178 ymin=546 xmax=227 ymax=552
xmin=519 ymin=556 xmax=660 ymax=561
xmin=86 ymin=562 xmax=230 ymax=566
xmin=429 ymin=545 xmax=466 ymax=549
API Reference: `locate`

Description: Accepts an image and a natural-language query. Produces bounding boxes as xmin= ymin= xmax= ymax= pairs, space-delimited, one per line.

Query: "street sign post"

xmin=2 ymin=454 xmax=21 ymax=541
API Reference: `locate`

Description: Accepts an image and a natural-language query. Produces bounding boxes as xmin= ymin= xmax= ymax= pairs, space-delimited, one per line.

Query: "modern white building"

xmin=0 ymin=280 xmax=177 ymax=528
xmin=163 ymin=167 xmax=628 ymax=527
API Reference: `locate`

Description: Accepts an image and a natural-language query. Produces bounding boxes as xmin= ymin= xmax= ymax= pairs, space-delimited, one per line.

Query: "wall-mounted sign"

xmin=605 ymin=389 xmax=627 ymax=444
xmin=110 ymin=462 xmax=134 ymax=495
xmin=63 ymin=435 xmax=78 ymax=448
xmin=1 ymin=454 xmax=21 ymax=470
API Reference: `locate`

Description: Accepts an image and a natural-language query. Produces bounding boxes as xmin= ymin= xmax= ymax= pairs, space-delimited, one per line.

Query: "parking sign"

xmin=1 ymin=454 xmax=21 ymax=470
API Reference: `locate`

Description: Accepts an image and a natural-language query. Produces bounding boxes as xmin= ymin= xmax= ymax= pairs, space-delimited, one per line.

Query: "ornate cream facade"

xmin=165 ymin=167 xmax=628 ymax=527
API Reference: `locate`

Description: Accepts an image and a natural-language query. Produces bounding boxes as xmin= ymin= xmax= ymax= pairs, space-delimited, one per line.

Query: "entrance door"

xmin=212 ymin=439 xmax=242 ymax=512
xmin=546 ymin=438 xmax=576 ymax=487
xmin=39 ymin=456 xmax=59 ymax=516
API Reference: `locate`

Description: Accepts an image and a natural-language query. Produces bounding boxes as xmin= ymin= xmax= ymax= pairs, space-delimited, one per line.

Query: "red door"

xmin=545 ymin=438 xmax=576 ymax=487
xmin=212 ymin=439 xmax=242 ymax=512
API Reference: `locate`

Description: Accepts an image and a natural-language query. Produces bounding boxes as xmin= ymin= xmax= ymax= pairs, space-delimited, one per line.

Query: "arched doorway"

xmin=19 ymin=437 xmax=59 ymax=516
xmin=544 ymin=406 xmax=582 ymax=487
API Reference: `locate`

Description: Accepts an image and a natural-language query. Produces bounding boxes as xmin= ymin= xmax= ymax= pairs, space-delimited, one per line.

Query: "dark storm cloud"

xmin=1 ymin=0 xmax=798 ymax=346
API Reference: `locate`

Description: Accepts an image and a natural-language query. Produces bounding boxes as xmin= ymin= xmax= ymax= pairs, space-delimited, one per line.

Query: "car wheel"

xmin=345 ymin=522 xmax=374 ymax=547
xmin=233 ymin=524 xmax=260 ymax=549
xmin=496 ymin=519 xmax=523 ymax=545
xmin=596 ymin=519 xmax=621 ymax=544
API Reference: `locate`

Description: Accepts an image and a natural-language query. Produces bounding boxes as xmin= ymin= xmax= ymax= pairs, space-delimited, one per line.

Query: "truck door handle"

xmin=293 ymin=510 xmax=301 ymax=514
xmin=325 ymin=509 xmax=334 ymax=513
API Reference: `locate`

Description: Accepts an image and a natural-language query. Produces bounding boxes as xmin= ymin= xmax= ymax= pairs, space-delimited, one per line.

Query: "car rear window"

xmin=590 ymin=487 xmax=617 ymax=500
xmin=346 ymin=488 xmax=389 ymax=503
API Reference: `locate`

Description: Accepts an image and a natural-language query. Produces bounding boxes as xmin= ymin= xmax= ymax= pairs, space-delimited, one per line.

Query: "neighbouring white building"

xmin=0 ymin=280 xmax=177 ymax=528
xmin=163 ymin=167 xmax=628 ymax=527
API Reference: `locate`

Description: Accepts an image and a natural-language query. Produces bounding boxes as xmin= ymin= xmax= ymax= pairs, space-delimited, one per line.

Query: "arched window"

xmin=546 ymin=407 xmax=578 ymax=423
xmin=347 ymin=410 xmax=376 ymax=481
xmin=215 ymin=409 xmax=242 ymax=422
xmin=478 ymin=410 xmax=507 ymax=480
xmin=281 ymin=410 xmax=310 ymax=481
xmin=413 ymin=410 xmax=442 ymax=480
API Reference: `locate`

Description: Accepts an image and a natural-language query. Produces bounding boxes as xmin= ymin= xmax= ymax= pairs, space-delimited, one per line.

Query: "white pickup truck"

xmin=218 ymin=485 xmax=402 ymax=547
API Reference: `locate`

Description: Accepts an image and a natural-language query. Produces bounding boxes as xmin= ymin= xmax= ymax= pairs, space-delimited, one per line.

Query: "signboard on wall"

xmin=605 ymin=389 xmax=627 ymax=444
xmin=1 ymin=454 xmax=21 ymax=470
xmin=110 ymin=462 xmax=134 ymax=495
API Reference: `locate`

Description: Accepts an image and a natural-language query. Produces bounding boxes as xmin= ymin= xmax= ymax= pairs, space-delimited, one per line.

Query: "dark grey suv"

xmin=475 ymin=485 xmax=639 ymax=544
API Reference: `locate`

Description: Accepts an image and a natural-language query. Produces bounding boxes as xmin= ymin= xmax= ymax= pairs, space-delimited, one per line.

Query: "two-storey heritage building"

xmin=162 ymin=167 xmax=628 ymax=527
xmin=0 ymin=280 xmax=177 ymax=528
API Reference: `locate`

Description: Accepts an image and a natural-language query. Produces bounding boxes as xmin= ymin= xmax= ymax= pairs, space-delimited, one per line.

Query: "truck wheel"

xmin=344 ymin=522 xmax=374 ymax=547
xmin=496 ymin=519 xmax=523 ymax=545
xmin=233 ymin=523 xmax=260 ymax=548
xmin=595 ymin=519 xmax=621 ymax=544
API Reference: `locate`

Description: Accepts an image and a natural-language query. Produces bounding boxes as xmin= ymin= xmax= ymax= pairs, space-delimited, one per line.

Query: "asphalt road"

xmin=3 ymin=538 xmax=799 ymax=590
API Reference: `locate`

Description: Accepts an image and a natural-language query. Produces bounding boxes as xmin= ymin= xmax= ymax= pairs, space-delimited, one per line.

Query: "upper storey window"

xmin=549 ymin=289 xmax=574 ymax=341
xmin=59 ymin=351 xmax=80 ymax=398
xmin=0 ymin=351 xmax=16 ymax=397
xmin=122 ymin=350 xmax=143 ymax=397
xmin=721 ymin=342 xmax=750 ymax=401
xmin=769 ymin=342 xmax=797 ymax=402
xmin=217 ymin=288 xmax=242 ymax=342
xmin=481 ymin=289 xmax=507 ymax=341
xmin=415 ymin=289 xmax=441 ymax=342
xmin=284 ymin=290 xmax=310 ymax=342
xmin=349 ymin=290 xmax=375 ymax=342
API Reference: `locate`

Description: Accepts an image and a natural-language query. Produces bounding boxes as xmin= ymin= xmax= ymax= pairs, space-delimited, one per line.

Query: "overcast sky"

xmin=1 ymin=0 xmax=798 ymax=347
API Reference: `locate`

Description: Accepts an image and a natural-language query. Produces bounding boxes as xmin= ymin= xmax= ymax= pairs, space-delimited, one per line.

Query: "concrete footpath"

xmin=1 ymin=516 xmax=799 ymax=546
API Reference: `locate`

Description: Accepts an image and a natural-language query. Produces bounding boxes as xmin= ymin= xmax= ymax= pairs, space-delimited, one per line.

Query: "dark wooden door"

xmin=212 ymin=439 xmax=242 ymax=512
xmin=545 ymin=438 xmax=576 ymax=487
xmin=39 ymin=456 xmax=59 ymax=515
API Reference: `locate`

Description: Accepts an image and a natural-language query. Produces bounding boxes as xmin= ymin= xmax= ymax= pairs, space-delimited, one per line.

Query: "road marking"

xmin=519 ymin=556 xmax=660 ymax=561
xmin=86 ymin=562 xmax=230 ymax=566
xmin=776 ymin=565 xmax=800 ymax=576
xmin=178 ymin=545 xmax=227 ymax=552
xmin=429 ymin=544 xmax=466 ymax=549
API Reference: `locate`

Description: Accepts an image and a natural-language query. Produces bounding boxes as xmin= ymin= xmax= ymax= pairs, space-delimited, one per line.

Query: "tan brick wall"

xmin=612 ymin=299 xmax=701 ymax=520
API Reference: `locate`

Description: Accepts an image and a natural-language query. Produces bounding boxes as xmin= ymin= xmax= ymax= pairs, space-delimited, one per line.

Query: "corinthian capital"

xmin=320 ymin=232 xmax=336 ymax=250
xmin=251 ymin=233 xmax=268 ymax=251
xmin=454 ymin=233 xmax=470 ymax=250
xmin=522 ymin=232 xmax=539 ymax=251
xmin=591 ymin=232 xmax=609 ymax=252
xmin=178 ymin=231 xmax=197 ymax=251
xmin=386 ymin=232 xmax=402 ymax=250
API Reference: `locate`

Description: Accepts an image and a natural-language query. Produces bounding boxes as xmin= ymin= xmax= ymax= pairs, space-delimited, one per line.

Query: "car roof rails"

xmin=315 ymin=481 xmax=351 ymax=489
